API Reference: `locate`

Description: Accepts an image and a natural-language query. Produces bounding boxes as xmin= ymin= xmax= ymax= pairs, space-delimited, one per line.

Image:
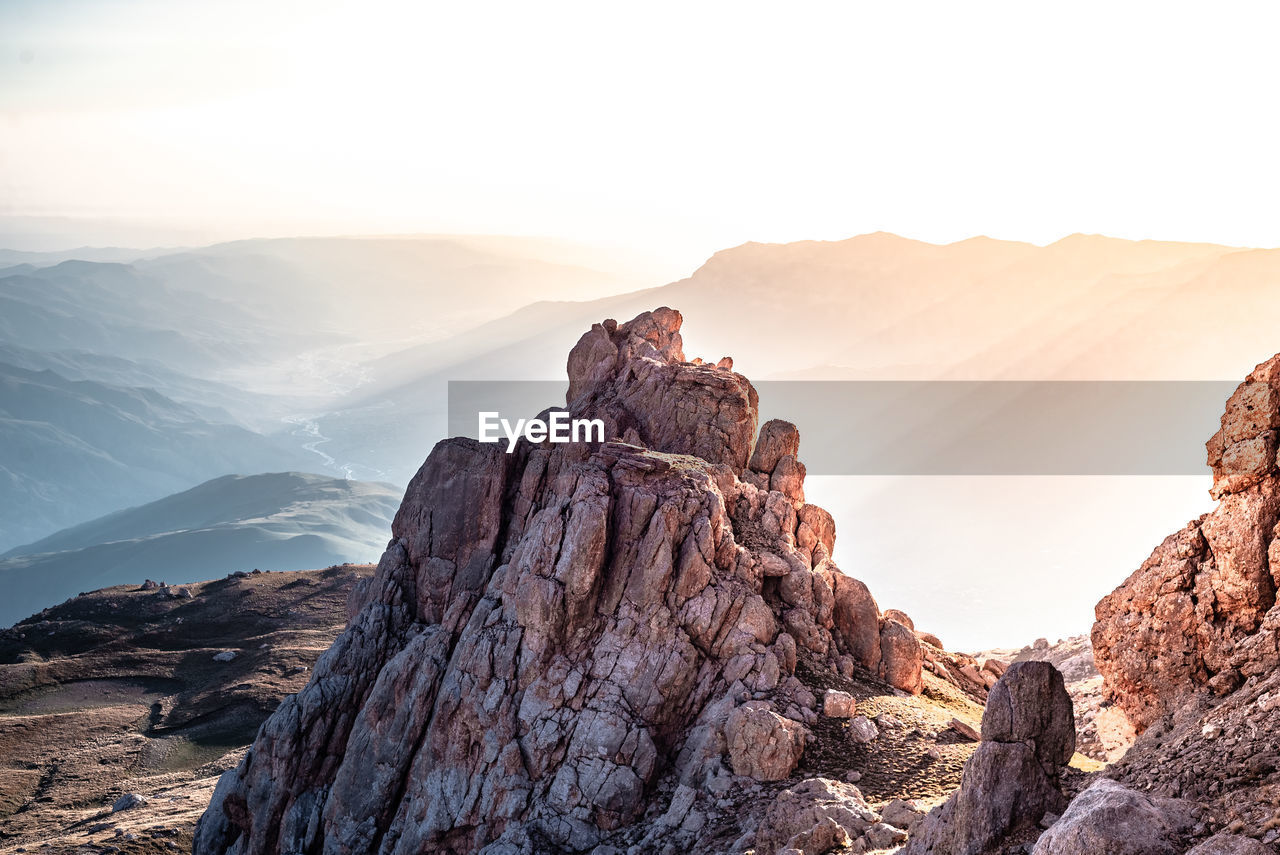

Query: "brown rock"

xmin=822 ymin=689 xmax=856 ymax=718
xmin=749 ymin=419 xmax=801 ymax=475
xmin=565 ymin=307 xmax=759 ymax=469
xmin=879 ymin=618 xmax=924 ymax=695
xmin=882 ymin=608 xmax=914 ymax=630
xmin=1094 ymin=354 xmax=1280 ymax=731
xmin=918 ymin=631 xmax=944 ymax=649
xmin=724 ymin=704 xmax=806 ymax=781
xmin=948 ymin=717 xmax=980 ymax=742
xmin=832 ymin=573 xmax=882 ymax=674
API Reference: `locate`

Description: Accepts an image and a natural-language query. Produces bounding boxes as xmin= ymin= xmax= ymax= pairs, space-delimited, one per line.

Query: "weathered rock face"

xmin=880 ymin=618 xmax=924 ymax=695
xmin=1103 ymin=665 xmax=1280 ymax=844
xmin=902 ymin=662 xmax=1075 ymax=855
xmin=1185 ymin=834 xmax=1274 ymax=855
xmin=1094 ymin=354 xmax=1280 ymax=732
xmin=1031 ymin=778 xmax=1197 ymax=855
xmin=980 ymin=661 xmax=1075 ymax=766
xmin=193 ymin=309 xmax=928 ymax=855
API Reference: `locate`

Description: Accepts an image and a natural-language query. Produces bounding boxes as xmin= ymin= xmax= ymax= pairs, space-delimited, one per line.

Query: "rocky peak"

xmin=565 ymin=306 xmax=758 ymax=470
xmin=193 ymin=308 xmax=936 ymax=855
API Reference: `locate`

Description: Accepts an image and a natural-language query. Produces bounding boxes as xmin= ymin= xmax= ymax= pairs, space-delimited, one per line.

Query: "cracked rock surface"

xmin=193 ymin=309 xmax=937 ymax=855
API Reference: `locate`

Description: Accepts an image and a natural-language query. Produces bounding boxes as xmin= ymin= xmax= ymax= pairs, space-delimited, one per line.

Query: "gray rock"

xmin=111 ymin=793 xmax=147 ymax=812
xmin=754 ymin=778 xmax=878 ymax=855
xmin=1185 ymin=835 xmax=1271 ymax=855
xmin=846 ymin=715 xmax=879 ymax=745
xmin=865 ymin=821 xmax=909 ymax=848
xmin=881 ymin=797 xmax=925 ymax=831
xmin=982 ymin=661 xmax=1076 ymax=765
xmin=902 ymin=662 xmax=1075 ymax=855
xmin=1031 ymin=778 xmax=1196 ymax=855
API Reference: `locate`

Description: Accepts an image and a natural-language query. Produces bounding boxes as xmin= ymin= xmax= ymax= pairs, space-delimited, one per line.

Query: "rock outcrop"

xmin=193 ymin=309 xmax=932 ymax=855
xmin=1090 ymin=353 xmax=1280 ymax=850
xmin=1094 ymin=355 xmax=1280 ymax=732
xmin=901 ymin=661 xmax=1075 ymax=855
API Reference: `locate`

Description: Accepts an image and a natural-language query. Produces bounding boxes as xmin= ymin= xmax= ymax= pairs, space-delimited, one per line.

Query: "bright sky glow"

xmin=4 ymin=0 xmax=1280 ymax=258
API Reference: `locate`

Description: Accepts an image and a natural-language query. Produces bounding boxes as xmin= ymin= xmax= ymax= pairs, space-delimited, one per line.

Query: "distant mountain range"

xmin=0 ymin=472 xmax=400 ymax=627
xmin=309 ymin=232 xmax=1280 ymax=484
xmin=0 ymin=360 xmax=312 ymax=552
xmin=7 ymin=231 xmax=1280 ymax=642
xmin=0 ymin=235 xmax=652 ymax=553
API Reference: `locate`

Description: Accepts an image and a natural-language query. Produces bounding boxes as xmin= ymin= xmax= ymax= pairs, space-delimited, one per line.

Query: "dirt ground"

xmin=0 ymin=565 xmax=373 ymax=854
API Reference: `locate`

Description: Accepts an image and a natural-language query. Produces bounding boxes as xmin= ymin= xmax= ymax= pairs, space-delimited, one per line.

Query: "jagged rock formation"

xmin=901 ymin=661 xmax=1076 ymax=855
xmin=1090 ymin=353 xmax=1280 ymax=851
xmin=1094 ymin=355 xmax=1280 ymax=732
xmin=193 ymin=309 xmax=937 ymax=855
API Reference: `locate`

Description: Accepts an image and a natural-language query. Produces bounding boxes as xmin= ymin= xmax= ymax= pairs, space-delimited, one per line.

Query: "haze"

xmin=5 ymin=3 xmax=1280 ymax=649
xmin=6 ymin=1 xmax=1280 ymax=258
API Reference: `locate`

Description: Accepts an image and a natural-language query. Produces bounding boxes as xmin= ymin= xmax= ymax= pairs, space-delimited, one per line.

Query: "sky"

xmin=4 ymin=0 xmax=1280 ymax=261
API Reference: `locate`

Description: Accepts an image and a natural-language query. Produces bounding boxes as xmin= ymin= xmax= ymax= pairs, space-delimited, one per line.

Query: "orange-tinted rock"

xmin=1094 ymin=354 xmax=1280 ymax=731
xmin=879 ymin=619 xmax=923 ymax=695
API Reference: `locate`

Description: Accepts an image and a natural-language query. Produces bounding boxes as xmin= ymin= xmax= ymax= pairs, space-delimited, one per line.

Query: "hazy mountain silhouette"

xmin=7 ymin=231 xmax=1280 ymax=643
xmin=0 ymin=361 xmax=311 ymax=551
xmin=0 ymin=472 xmax=399 ymax=627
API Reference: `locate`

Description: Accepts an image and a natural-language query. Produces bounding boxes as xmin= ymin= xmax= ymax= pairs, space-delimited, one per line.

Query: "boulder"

xmin=879 ymin=618 xmax=924 ymax=694
xmin=832 ymin=573 xmax=882 ymax=673
xmin=846 ymin=715 xmax=879 ymax=745
xmin=948 ymin=717 xmax=980 ymax=742
xmin=880 ymin=797 xmax=925 ymax=832
xmin=822 ymin=689 xmax=855 ymax=718
xmin=749 ymin=419 xmax=801 ymax=475
xmin=112 ymin=793 xmax=147 ymax=812
xmin=1185 ymin=834 xmax=1272 ymax=855
xmin=981 ymin=661 xmax=1075 ymax=765
xmin=1030 ymin=778 xmax=1196 ymax=855
xmin=753 ymin=778 xmax=881 ymax=855
xmin=918 ymin=631 xmax=945 ymax=649
xmin=724 ymin=704 xmax=806 ymax=781
xmin=882 ymin=608 xmax=914 ymax=630
xmin=902 ymin=662 xmax=1075 ymax=855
